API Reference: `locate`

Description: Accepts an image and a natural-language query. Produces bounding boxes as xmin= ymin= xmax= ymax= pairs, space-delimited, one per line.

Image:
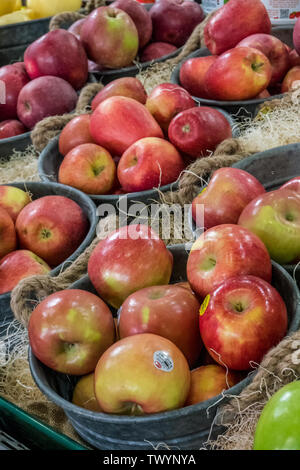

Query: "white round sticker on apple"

xmin=153 ymin=351 xmax=174 ymax=372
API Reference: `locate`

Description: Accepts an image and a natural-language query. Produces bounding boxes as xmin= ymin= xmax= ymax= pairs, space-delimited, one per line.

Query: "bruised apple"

xmin=28 ymin=289 xmax=115 ymax=375
xmin=88 ymin=225 xmax=173 ymax=309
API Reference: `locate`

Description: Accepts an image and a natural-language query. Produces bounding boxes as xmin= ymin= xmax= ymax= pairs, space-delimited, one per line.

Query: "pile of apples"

xmin=70 ymin=0 xmax=205 ymax=71
xmin=179 ymin=0 xmax=300 ymax=101
xmin=28 ymin=221 xmax=288 ymax=416
xmin=56 ymin=78 xmax=232 ymax=195
xmin=192 ymin=168 xmax=300 ymax=266
xmin=0 ymin=185 xmax=89 ymax=295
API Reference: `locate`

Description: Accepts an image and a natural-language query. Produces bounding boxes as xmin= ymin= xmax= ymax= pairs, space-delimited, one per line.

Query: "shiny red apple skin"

xmin=0 ymin=120 xmax=27 ymax=139
xmin=0 ymin=207 xmax=17 ymax=259
xmin=90 ymin=96 xmax=163 ymax=156
xmin=88 ymin=224 xmax=173 ymax=309
xmin=24 ymin=29 xmax=88 ymax=90
xmin=0 ymin=63 xmax=30 ymax=121
xmin=280 ymin=177 xmax=300 ymax=193
xmin=80 ymin=6 xmax=139 ymax=69
xmin=204 ymin=47 xmax=272 ymax=101
xmin=237 ymin=33 xmax=290 ymax=85
xmin=94 ymin=333 xmax=191 ymax=414
xmin=58 ymin=143 xmax=117 ymax=195
xmin=179 ymin=56 xmax=218 ymax=98
xmin=16 ymin=195 xmax=89 ymax=267
xmin=168 ymin=107 xmax=232 ymax=159
xmin=146 ymin=83 xmax=195 ymax=133
xmin=0 ymin=250 xmax=51 ymax=295
xmin=28 ymin=289 xmax=115 ymax=375
xmin=17 ymin=76 xmax=78 ymax=130
xmin=238 ymin=189 xmax=300 ymax=264
xmin=140 ymin=42 xmax=177 ymax=62
xmin=117 ymin=137 xmax=185 ymax=192
xmin=185 ymin=364 xmax=242 ymax=405
xmin=91 ymin=77 xmax=147 ymax=111
xmin=187 ymin=224 xmax=272 ymax=299
xmin=281 ymin=66 xmax=300 ymax=93
xmin=0 ymin=185 xmax=31 ymax=222
xmin=293 ymin=17 xmax=300 ymax=56
xmin=110 ymin=0 xmax=152 ymax=49
xmin=191 ymin=167 xmax=266 ymax=229
xmin=150 ymin=0 xmax=204 ymax=47
xmin=199 ymin=276 xmax=288 ymax=370
xmin=118 ymin=284 xmax=202 ymax=367
xmin=68 ymin=18 xmax=86 ymax=39
xmin=204 ymin=0 xmax=271 ymax=55
xmin=59 ymin=114 xmax=95 ymax=156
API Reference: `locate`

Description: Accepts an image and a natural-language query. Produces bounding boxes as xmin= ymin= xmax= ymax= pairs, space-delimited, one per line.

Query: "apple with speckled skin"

xmin=80 ymin=6 xmax=139 ymax=69
xmin=0 ymin=250 xmax=51 ymax=295
xmin=16 ymin=195 xmax=89 ymax=267
xmin=94 ymin=333 xmax=191 ymax=415
xmin=185 ymin=365 xmax=242 ymax=405
xmin=0 ymin=207 xmax=17 ymax=259
xmin=88 ymin=225 xmax=173 ymax=309
xmin=199 ymin=276 xmax=288 ymax=370
xmin=238 ymin=189 xmax=300 ymax=264
xmin=118 ymin=284 xmax=202 ymax=367
xmin=187 ymin=224 xmax=272 ymax=298
xmin=0 ymin=185 xmax=31 ymax=222
xmin=28 ymin=289 xmax=115 ymax=375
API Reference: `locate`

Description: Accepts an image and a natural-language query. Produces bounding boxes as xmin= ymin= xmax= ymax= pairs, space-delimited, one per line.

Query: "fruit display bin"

xmin=0 ymin=396 xmax=87 ymax=450
xmin=37 ymin=107 xmax=237 ymax=208
xmin=171 ymin=26 xmax=293 ymax=119
xmin=188 ymin=143 xmax=300 ymax=285
xmin=0 ymin=16 xmax=51 ymax=49
xmin=0 ymin=130 xmax=31 ymax=158
xmin=28 ymin=244 xmax=300 ymax=450
xmin=0 ymin=181 xmax=98 ymax=336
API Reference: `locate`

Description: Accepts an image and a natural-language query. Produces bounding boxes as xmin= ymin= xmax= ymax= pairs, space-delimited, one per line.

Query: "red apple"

xmin=24 ymin=29 xmax=88 ymax=90
xmin=281 ymin=66 xmax=300 ymax=93
xmin=204 ymin=0 xmax=271 ymax=55
xmin=187 ymin=224 xmax=272 ymax=299
xmin=150 ymin=0 xmax=204 ymax=47
xmin=179 ymin=56 xmax=218 ymax=98
xmin=17 ymin=76 xmax=78 ymax=130
xmin=110 ymin=0 xmax=152 ymax=49
xmin=280 ymin=177 xmax=300 ymax=193
xmin=185 ymin=365 xmax=242 ymax=405
xmin=255 ymin=89 xmax=271 ymax=99
xmin=0 ymin=63 xmax=30 ymax=121
xmin=80 ymin=6 xmax=139 ymax=69
xmin=94 ymin=333 xmax=191 ymax=414
xmin=191 ymin=167 xmax=266 ymax=229
xmin=0 ymin=207 xmax=17 ymax=259
xmin=58 ymin=143 xmax=117 ymax=195
xmin=238 ymin=189 xmax=300 ymax=264
xmin=168 ymin=107 xmax=232 ymax=159
xmin=204 ymin=47 xmax=272 ymax=101
xmin=59 ymin=114 xmax=95 ymax=156
xmin=68 ymin=18 xmax=86 ymax=40
xmin=289 ymin=49 xmax=300 ymax=68
xmin=293 ymin=17 xmax=300 ymax=55
xmin=72 ymin=373 xmax=102 ymax=412
xmin=90 ymin=96 xmax=163 ymax=156
xmin=140 ymin=42 xmax=177 ymax=62
xmin=118 ymin=284 xmax=202 ymax=367
xmin=88 ymin=224 xmax=173 ymax=309
xmin=199 ymin=276 xmax=288 ymax=370
xmin=16 ymin=195 xmax=89 ymax=267
xmin=117 ymin=137 xmax=185 ymax=192
xmin=146 ymin=83 xmax=195 ymax=133
xmin=0 ymin=185 xmax=31 ymax=222
xmin=237 ymin=33 xmax=290 ymax=85
xmin=0 ymin=250 xmax=51 ymax=295
xmin=91 ymin=77 xmax=147 ymax=111
xmin=28 ymin=289 xmax=115 ymax=375
xmin=0 ymin=119 xmax=27 ymax=139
